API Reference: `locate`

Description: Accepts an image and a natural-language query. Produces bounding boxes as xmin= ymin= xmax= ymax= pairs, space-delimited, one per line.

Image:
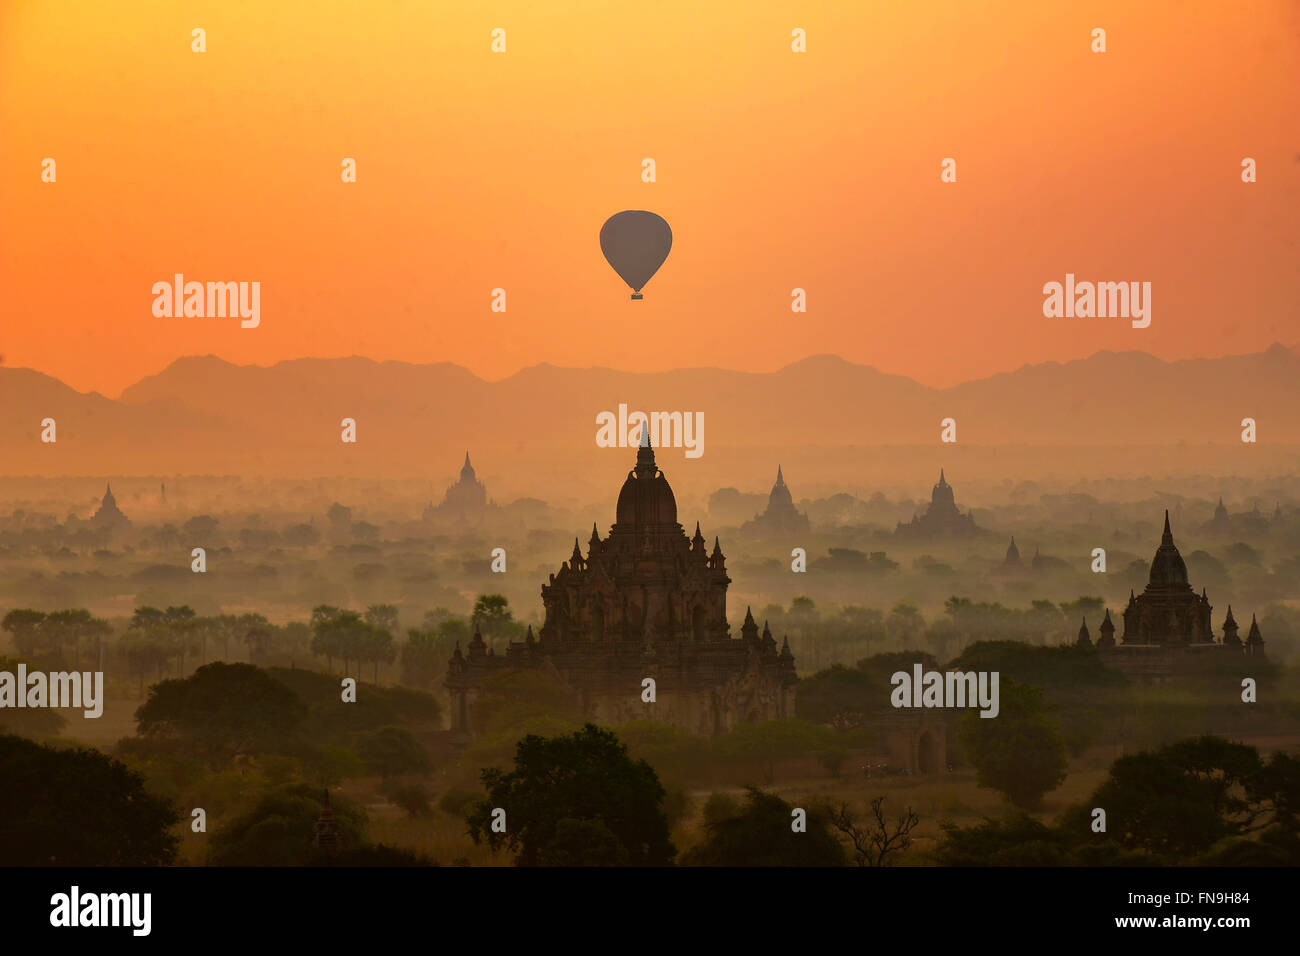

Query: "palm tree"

xmin=163 ymin=605 xmax=197 ymax=675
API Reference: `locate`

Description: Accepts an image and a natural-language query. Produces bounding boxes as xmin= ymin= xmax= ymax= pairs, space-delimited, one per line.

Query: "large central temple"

xmin=445 ymin=432 xmax=798 ymax=738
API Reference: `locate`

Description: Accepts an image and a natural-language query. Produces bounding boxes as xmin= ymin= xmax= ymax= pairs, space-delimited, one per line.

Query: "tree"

xmin=42 ymin=609 xmax=109 ymax=666
xmin=471 ymin=594 xmax=516 ymax=642
xmin=0 ymin=658 xmax=66 ymax=737
xmin=208 ymin=784 xmax=366 ymax=866
xmin=1059 ymin=596 xmax=1105 ymax=626
xmin=384 ymin=782 xmax=434 ymax=819
xmin=164 ymin=605 xmax=198 ymax=675
xmin=831 ymin=796 xmax=920 ymax=866
xmin=2 ymin=609 xmax=46 ymax=656
xmin=818 ymin=747 xmax=849 ymax=777
xmin=715 ymin=719 xmax=835 ymax=785
xmin=933 ymin=813 xmax=1075 ymax=866
xmin=82 ymin=613 xmax=113 ymax=668
xmin=857 ymin=649 xmax=941 ymax=687
xmin=40 ymin=609 xmax=80 ymax=663
xmin=421 ymin=607 xmax=461 ymax=629
xmin=469 ymin=669 xmax=584 ymax=742
xmin=242 ymin=616 xmax=275 ymax=664
xmin=0 ymin=734 xmax=180 ymax=865
xmin=357 ymin=726 xmax=432 ymax=779
xmin=1084 ymin=735 xmax=1274 ymax=857
xmin=787 ymin=596 xmax=822 ymax=668
xmin=682 ymin=787 xmax=845 ymax=866
xmin=542 ymin=818 xmax=631 ymax=866
xmin=314 ymin=843 xmax=432 ymax=866
xmin=134 ymin=662 xmax=306 ymax=758
xmin=364 ymin=604 xmax=399 ymax=633
xmin=932 ymin=738 xmax=1300 ymax=866
xmin=701 ymin=792 xmax=740 ymax=828
xmin=796 ymin=664 xmax=877 ymax=729
xmin=958 ymin=678 xmax=1067 ymax=809
xmin=885 ymin=602 xmax=925 ymax=648
xmin=210 ymin=613 xmax=244 ymax=662
xmin=467 ymin=723 xmax=675 ymax=866
xmin=278 ymin=621 xmax=312 ymax=669
xmin=182 ymin=514 xmax=219 ymax=539
xmin=401 ymin=628 xmax=446 ymax=689
xmin=362 ymin=622 xmax=395 ymax=683
xmin=282 ymin=523 xmax=320 ymax=547
xmin=123 ymin=606 xmax=175 ymax=692
xmin=834 ymin=605 xmax=885 ymax=661
xmin=119 ymin=630 xmax=167 ymax=698
xmin=310 ymin=605 xmax=343 ymax=670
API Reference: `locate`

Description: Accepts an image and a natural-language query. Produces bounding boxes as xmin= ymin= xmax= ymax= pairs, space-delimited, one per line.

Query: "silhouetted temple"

xmin=1085 ymin=512 xmax=1264 ymax=681
xmin=1120 ymin=512 xmax=1215 ymax=643
xmin=741 ymin=466 xmax=810 ymax=536
xmin=425 ymin=453 xmax=489 ymax=525
xmin=896 ymin=470 xmax=981 ymax=538
xmin=992 ymin=536 xmax=1025 ymax=577
xmin=1202 ymin=497 xmax=1271 ymax=537
xmin=446 ymin=432 xmax=798 ymax=737
xmin=1031 ymin=548 xmax=1069 ymax=571
xmin=90 ymin=483 xmax=131 ymax=532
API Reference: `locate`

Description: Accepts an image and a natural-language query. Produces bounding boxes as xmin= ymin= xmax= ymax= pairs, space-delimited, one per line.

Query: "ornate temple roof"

xmin=768 ymin=466 xmax=794 ymax=509
xmin=1147 ymin=510 xmax=1190 ymax=589
xmin=615 ymin=426 xmax=678 ymax=527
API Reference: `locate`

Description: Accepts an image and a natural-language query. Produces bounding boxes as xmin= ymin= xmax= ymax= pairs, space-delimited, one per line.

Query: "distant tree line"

xmin=1 ymin=593 xmax=534 ymax=698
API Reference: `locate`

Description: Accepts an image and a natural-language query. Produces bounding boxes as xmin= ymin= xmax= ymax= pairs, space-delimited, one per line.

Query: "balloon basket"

xmin=630 ymin=293 xmax=643 ymax=300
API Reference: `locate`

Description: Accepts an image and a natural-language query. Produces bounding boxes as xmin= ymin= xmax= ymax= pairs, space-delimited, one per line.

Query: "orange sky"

xmin=2 ymin=0 xmax=1298 ymax=398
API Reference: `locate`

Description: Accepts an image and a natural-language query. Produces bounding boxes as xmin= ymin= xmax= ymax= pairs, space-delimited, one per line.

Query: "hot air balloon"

xmin=599 ymin=210 xmax=672 ymax=299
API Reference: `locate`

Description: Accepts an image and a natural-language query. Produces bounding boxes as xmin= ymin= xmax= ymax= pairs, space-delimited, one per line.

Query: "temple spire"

xmin=1096 ymin=609 xmax=1115 ymax=648
xmin=1162 ymin=509 xmax=1173 ymax=544
xmin=634 ymin=419 xmax=656 ymax=476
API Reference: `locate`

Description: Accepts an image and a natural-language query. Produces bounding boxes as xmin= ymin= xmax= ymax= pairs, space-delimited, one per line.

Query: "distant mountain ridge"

xmin=2 ymin=346 xmax=1298 ymax=488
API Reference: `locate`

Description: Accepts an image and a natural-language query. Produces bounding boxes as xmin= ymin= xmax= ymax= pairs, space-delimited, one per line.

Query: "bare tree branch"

xmin=832 ymin=796 xmax=920 ymax=866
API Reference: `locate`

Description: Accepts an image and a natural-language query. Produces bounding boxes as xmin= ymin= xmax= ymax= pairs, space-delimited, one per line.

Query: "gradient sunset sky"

xmin=2 ymin=0 xmax=1298 ymax=398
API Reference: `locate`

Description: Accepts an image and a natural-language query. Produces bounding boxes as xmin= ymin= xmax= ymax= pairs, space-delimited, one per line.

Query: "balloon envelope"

xmin=600 ymin=211 xmax=672 ymax=297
